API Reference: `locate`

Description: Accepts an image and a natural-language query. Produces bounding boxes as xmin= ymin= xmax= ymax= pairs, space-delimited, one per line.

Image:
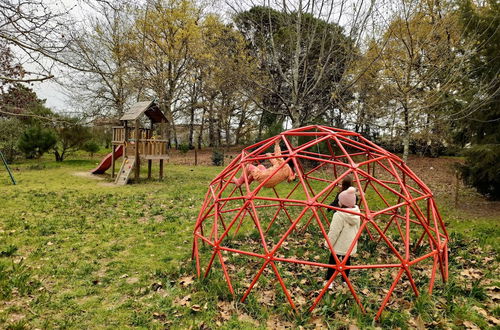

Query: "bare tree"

xmin=60 ymin=0 xmax=134 ymax=118
xmin=0 ymin=0 xmax=70 ymax=83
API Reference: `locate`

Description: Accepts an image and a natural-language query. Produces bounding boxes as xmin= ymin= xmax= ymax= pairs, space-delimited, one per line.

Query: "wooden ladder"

xmin=115 ymin=157 xmax=136 ymax=185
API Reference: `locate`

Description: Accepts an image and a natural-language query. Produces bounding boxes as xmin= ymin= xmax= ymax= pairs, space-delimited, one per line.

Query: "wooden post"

xmin=124 ymin=121 xmax=128 ymax=158
xmin=194 ymin=147 xmax=198 ymax=166
xmin=159 ymin=159 xmax=164 ymax=180
xmin=111 ymin=145 xmax=116 ymax=178
xmin=135 ymin=119 xmax=140 ymax=182
xmin=454 ymin=169 xmax=459 ymax=208
xmin=148 ymin=159 xmax=152 ymax=179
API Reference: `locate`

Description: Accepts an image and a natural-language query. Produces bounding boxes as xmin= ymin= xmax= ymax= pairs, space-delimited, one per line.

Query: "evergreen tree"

xmin=458 ymin=0 xmax=500 ymax=199
xmin=18 ymin=125 xmax=57 ymax=159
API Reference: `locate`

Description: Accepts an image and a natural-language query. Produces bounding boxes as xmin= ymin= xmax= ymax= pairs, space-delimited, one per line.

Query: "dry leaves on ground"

xmin=459 ymin=268 xmax=483 ymax=280
xmin=266 ymin=316 xmax=294 ymax=329
xmin=179 ymin=275 xmax=194 ymax=287
xmin=462 ymin=320 xmax=480 ymax=329
xmin=217 ymin=301 xmax=234 ymax=321
xmin=485 ymin=285 xmax=500 ymax=302
xmin=173 ymin=294 xmax=191 ymax=307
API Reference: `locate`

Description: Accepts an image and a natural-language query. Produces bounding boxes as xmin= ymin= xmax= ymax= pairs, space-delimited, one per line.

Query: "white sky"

xmin=30 ymin=0 xmax=88 ymax=112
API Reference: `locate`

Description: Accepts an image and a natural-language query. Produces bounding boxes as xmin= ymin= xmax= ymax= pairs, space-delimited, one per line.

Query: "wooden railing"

xmin=112 ymin=127 xmax=152 ymax=143
xmin=124 ymin=140 xmax=168 ymax=158
xmin=112 ymin=127 xmax=125 ymax=142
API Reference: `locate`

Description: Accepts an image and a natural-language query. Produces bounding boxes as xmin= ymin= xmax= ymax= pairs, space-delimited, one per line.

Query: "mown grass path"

xmin=0 ymin=159 xmax=498 ymax=329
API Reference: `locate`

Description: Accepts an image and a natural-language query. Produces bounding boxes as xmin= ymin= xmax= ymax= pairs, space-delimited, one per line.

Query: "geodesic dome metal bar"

xmin=192 ymin=125 xmax=449 ymax=320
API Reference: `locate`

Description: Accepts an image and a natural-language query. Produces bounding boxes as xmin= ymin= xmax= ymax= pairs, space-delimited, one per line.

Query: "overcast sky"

xmin=30 ymin=0 xmax=88 ymax=112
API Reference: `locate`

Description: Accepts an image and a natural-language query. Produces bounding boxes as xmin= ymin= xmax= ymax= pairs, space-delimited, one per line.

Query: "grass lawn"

xmin=0 ymin=153 xmax=499 ymax=329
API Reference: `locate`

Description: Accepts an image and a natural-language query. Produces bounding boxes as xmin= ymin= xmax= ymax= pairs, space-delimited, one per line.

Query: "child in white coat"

xmin=325 ymin=187 xmax=361 ymax=286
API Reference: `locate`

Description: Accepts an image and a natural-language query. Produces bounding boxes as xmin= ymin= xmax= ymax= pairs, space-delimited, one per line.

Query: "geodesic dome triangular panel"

xmin=192 ymin=125 xmax=449 ymax=319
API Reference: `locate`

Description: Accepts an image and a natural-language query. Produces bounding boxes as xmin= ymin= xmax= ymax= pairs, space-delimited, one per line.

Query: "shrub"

xmin=459 ymin=144 xmax=500 ymax=200
xmin=178 ymin=143 xmax=190 ymax=154
xmin=18 ymin=125 xmax=57 ymax=159
xmin=0 ymin=118 xmax=23 ymax=162
xmin=82 ymin=141 xmax=100 ymax=158
xmin=211 ymin=149 xmax=224 ymax=166
xmin=410 ymin=138 xmax=446 ymax=158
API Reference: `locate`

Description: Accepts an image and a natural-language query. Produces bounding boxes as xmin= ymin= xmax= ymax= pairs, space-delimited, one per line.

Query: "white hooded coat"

xmin=327 ymin=205 xmax=361 ymax=256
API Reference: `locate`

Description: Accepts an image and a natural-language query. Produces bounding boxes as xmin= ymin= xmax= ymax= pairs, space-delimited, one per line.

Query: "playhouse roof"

xmin=120 ymin=100 xmax=167 ymax=123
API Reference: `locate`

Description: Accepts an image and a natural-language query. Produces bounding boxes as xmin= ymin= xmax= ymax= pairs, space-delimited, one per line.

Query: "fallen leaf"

xmin=486 ymin=286 xmax=500 ymax=301
xmin=309 ymin=317 xmax=324 ymax=329
xmin=257 ymin=290 xmax=275 ymax=306
xmin=486 ymin=315 xmax=500 ymax=326
xmin=152 ymin=312 xmax=166 ymax=320
xmin=266 ymin=316 xmax=293 ymax=329
xmin=462 ymin=320 xmax=480 ymax=329
xmin=460 ymin=268 xmax=482 ymax=279
xmin=471 ymin=306 xmax=487 ymax=317
xmin=179 ymin=276 xmax=194 ymax=287
xmin=296 ymin=294 xmax=306 ymax=306
xmin=191 ymin=304 xmax=201 ymax=312
xmin=151 ymin=282 xmax=163 ymax=291
xmin=174 ymin=294 xmax=191 ymax=307
xmin=415 ymin=316 xmax=426 ymax=330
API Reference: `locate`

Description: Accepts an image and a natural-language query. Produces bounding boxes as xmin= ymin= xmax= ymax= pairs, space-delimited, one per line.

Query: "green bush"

xmin=0 ymin=118 xmax=23 ymax=162
xmin=82 ymin=141 xmax=100 ymax=157
xmin=460 ymin=144 xmax=500 ymax=200
xmin=178 ymin=143 xmax=190 ymax=154
xmin=18 ymin=125 xmax=57 ymax=159
xmin=211 ymin=149 xmax=224 ymax=166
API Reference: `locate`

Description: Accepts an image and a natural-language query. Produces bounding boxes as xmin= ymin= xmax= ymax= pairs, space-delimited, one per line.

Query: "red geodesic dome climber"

xmin=192 ymin=125 xmax=449 ymax=319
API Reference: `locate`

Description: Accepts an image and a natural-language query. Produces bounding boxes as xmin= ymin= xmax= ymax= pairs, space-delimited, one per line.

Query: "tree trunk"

xmin=198 ymin=108 xmax=206 ymax=150
xmin=289 ymin=114 xmax=301 ymax=146
xmin=402 ymin=106 xmax=410 ymax=162
xmin=208 ymin=102 xmax=217 ymax=147
xmin=172 ymin=123 xmax=179 ymax=149
xmin=235 ymin=106 xmax=246 ymax=145
xmin=188 ymin=81 xmax=196 ymax=149
xmin=54 ymin=149 xmax=64 ymax=162
xmin=257 ymin=110 xmax=265 ymax=140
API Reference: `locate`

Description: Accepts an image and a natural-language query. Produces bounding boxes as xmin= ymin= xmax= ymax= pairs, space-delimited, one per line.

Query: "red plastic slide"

xmin=90 ymin=145 xmax=124 ymax=174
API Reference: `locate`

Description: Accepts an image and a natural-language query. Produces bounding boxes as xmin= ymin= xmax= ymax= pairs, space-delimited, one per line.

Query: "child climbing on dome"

xmin=325 ymin=186 xmax=361 ymax=288
xmin=328 ymin=175 xmax=358 ymax=212
xmin=232 ymin=141 xmax=296 ymax=188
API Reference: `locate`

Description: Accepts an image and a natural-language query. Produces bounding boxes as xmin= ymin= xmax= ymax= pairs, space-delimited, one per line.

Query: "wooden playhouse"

xmin=110 ymin=100 xmax=169 ymax=184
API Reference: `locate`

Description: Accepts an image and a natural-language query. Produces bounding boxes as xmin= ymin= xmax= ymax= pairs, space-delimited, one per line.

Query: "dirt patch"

xmin=73 ymin=171 xmax=105 ymax=180
xmin=406 ymin=156 xmax=500 ymax=218
xmin=167 ymin=147 xmax=240 ymax=166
